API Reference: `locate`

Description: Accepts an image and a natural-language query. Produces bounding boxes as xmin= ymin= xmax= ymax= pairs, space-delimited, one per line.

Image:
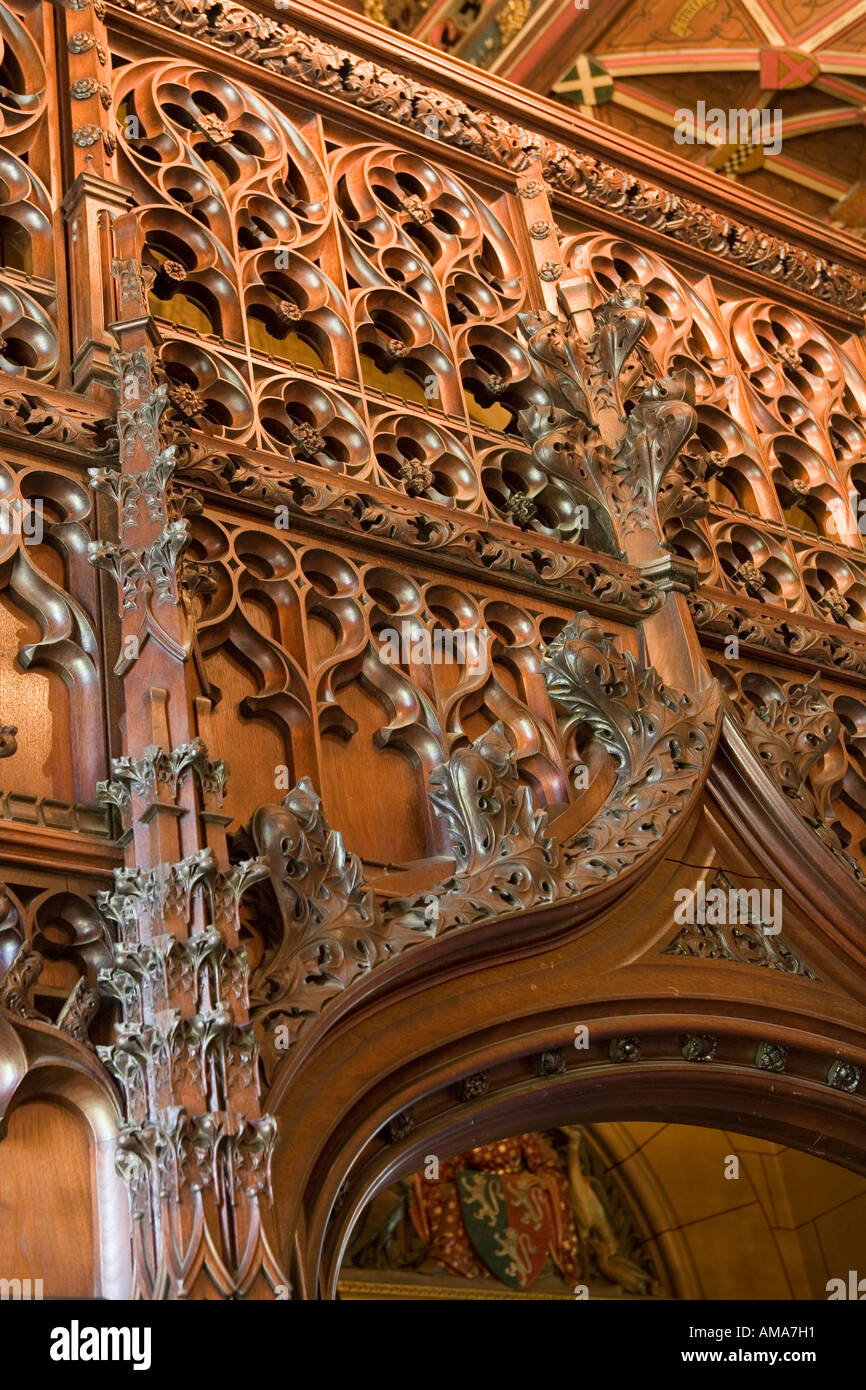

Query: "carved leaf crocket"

xmin=419 ymin=721 xmax=559 ymax=930
xmin=719 ymin=668 xmax=866 ymax=884
xmin=517 ymin=281 xmax=697 ymax=562
xmin=541 ymin=615 xmax=720 ymax=890
xmin=248 ymin=778 xmax=399 ymax=1060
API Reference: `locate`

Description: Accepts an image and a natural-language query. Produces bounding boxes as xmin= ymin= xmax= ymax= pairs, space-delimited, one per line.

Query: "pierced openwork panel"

xmin=557 ymin=230 xmax=866 ymax=637
xmin=0 ymin=0 xmax=61 ymax=383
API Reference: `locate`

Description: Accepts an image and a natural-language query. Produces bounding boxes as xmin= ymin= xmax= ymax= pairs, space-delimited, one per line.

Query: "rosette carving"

xmin=800 ymin=547 xmax=866 ymax=630
xmin=139 ymin=206 xmax=240 ymax=340
xmin=158 ymin=339 xmax=254 ymax=440
xmin=727 ymin=299 xmax=866 ymax=445
xmin=374 ymin=413 xmax=478 ymax=506
xmin=459 ymin=321 xmax=547 ymax=435
xmin=258 ymin=377 xmax=369 ymax=473
xmin=244 ymin=249 xmax=352 ymax=374
xmin=714 ymin=520 xmax=804 ymax=609
xmin=355 ymin=286 xmax=456 ymax=407
xmin=480 ymin=442 xmax=590 ymax=540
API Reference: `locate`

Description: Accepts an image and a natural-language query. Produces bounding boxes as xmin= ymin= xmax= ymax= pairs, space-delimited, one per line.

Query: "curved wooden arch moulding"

xmin=271 ymin=967 xmax=866 ymax=1298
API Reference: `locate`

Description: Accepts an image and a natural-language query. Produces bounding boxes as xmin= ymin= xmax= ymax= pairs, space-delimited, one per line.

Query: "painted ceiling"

xmin=356 ymin=0 xmax=866 ymax=239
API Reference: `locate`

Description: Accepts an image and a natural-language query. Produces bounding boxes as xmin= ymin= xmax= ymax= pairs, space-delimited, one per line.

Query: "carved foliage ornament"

xmin=91 ymin=739 xmax=289 ymax=1297
xmin=87 ymin=346 xmax=213 ymax=675
xmin=248 ymin=778 xmax=409 ymax=1060
xmin=542 ymin=616 xmax=719 ymax=892
xmin=247 ymin=615 xmax=720 ymax=1061
xmin=720 ymin=668 xmax=866 ymax=885
xmin=664 ymin=870 xmax=818 ymax=976
xmin=517 ymin=282 xmax=697 ymax=557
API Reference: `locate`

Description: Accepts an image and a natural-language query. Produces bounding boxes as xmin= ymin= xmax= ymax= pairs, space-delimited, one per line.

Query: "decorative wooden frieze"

xmin=0 ymin=386 xmax=108 ymax=449
xmin=180 ymin=448 xmax=663 ymax=618
xmin=689 ymin=591 xmax=866 ymax=682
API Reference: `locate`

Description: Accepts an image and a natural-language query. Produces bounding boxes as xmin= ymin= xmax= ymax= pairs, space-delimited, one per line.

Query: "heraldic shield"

xmin=456 ymin=1169 xmax=555 ymax=1289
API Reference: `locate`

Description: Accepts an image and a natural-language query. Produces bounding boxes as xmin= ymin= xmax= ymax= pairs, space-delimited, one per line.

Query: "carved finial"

xmin=516 ymin=279 xmax=697 ymax=556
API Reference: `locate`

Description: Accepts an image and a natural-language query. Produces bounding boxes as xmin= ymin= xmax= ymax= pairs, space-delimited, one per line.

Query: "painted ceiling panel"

xmin=602 ymin=0 xmax=765 ymax=49
xmin=354 ymin=0 xmax=866 ymax=239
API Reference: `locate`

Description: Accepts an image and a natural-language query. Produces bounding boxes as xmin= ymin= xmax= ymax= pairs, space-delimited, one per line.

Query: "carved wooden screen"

xmin=0 ymin=0 xmax=865 ymax=1302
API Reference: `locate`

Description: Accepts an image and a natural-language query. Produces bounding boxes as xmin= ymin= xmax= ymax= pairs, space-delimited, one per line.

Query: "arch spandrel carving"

xmin=237 ymin=611 xmax=720 ymax=1079
xmin=1 ymin=0 xmax=866 ymax=1305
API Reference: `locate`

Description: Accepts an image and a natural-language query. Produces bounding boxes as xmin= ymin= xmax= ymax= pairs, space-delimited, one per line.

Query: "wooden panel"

xmin=0 ymin=595 xmax=73 ymax=803
xmin=0 ymin=1100 xmax=96 ymax=1298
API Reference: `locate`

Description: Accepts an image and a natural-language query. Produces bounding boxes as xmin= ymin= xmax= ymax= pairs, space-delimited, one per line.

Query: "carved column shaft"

xmin=88 ymin=215 xmax=288 ymax=1299
xmin=60 ymin=0 xmax=130 ymax=397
